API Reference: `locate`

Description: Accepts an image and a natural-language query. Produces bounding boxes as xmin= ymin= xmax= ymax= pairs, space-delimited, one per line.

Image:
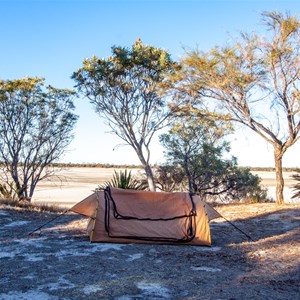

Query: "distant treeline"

xmin=49 ymin=163 xmax=144 ymax=169
xmin=249 ymin=167 xmax=300 ymax=172
xmin=47 ymin=163 xmax=300 ymax=172
xmin=0 ymin=162 xmax=299 ymax=172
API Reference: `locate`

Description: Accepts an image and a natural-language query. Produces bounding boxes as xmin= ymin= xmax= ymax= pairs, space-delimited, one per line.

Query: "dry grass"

xmin=0 ymin=198 xmax=66 ymax=213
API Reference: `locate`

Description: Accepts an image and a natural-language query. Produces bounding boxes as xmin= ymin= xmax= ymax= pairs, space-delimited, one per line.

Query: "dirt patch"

xmin=0 ymin=203 xmax=299 ymax=299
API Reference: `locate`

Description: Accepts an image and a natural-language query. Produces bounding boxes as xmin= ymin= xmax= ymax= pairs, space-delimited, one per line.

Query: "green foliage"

xmin=154 ymin=163 xmax=267 ymax=202
xmin=72 ymin=39 xmax=177 ymax=133
xmin=154 ymin=165 xmax=186 ymax=192
xmin=221 ymin=166 xmax=268 ymax=203
xmin=98 ymin=169 xmax=148 ymax=190
xmin=159 ymin=114 xmax=267 ymax=202
xmin=291 ymin=170 xmax=300 ymax=199
xmin=73 ymin=39 xmax=176 ymax=92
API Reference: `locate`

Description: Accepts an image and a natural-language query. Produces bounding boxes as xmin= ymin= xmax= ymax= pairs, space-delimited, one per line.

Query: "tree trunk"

xmin=134 ymin=148 xmax=156 ymax=191
xmin=274 ymin=147 xmax=285 ymax=205
xmin=11 ymin=166 xmax=26 ymax=200
xmin=144 ymin=164 xmax=156 ymax=191
xmin=183 ymin=156 xmax=193 ymax=193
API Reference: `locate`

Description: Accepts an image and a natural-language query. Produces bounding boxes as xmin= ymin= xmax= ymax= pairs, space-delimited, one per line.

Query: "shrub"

xmin=154 ymin=164 xmax=268 ymax=202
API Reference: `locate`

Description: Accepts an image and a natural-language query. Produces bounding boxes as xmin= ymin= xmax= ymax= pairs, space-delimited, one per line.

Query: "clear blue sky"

xmin=1 ymin=0 xmax=299 ymax=167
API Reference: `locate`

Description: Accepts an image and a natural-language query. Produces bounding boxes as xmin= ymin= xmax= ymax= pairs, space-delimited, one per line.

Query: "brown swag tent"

xmin=70 ymin=187 xmax=221 ymax=246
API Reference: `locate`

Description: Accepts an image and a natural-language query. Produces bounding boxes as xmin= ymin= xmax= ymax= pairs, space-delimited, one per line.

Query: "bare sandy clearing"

xmin=33 ymin=168 xmax=143 ymax=208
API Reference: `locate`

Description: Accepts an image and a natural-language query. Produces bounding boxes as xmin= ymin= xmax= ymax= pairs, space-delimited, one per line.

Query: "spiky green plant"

xmin=0 ymin=182 xmax=20 ymax=201
xmin=291 ymin=170 xmax=300 ymax=199
xmin=98 ymin=169 xmax=148 ymax=190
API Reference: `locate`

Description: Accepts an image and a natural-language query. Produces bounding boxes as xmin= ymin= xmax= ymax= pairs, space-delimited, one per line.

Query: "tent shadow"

xmin=210 ymin=206 xmax=300 ymax=244
xmin=22 ymin=210 xmax=90 ymax=240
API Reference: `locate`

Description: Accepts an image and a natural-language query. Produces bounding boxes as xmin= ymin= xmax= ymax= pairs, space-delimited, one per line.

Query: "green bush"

xmin=154 ymin=164 xmax=268 ymax=202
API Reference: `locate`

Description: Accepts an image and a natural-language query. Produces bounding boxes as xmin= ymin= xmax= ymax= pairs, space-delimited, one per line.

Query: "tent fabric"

xmin=192 ymin=195 xmax=222 ymax=222
xmin=70 ymin=187 xmax=220 ymax=246
xmin=70 ymin=192 xmax=98 ymax=218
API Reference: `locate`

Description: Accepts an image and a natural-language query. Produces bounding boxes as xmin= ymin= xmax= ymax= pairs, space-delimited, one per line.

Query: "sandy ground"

xmin=32 ymin=168 xmax=299 ymax=208
xmin=0 ymin=203 xmax=299 ymax=299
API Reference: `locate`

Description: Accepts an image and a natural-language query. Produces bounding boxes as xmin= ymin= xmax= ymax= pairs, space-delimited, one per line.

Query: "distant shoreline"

xmin=51 ymin=163 xmax=300 ymax=172
xmin=1 ymin=162 xmax=299 ymax=172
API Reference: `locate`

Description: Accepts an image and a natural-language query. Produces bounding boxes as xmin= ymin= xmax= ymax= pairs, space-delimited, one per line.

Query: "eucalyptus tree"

xmin=170 ymin=12 xmax=300 ymax=204
xmin=161 ymin=106 xmax=231 ymax=191
xmin=0 ymin=77 xmax=78 ymax=201
xmin=73 ymin=40 xmax=178 ymax=191
xmin=159 ymin=111 xmax=265 ymax=201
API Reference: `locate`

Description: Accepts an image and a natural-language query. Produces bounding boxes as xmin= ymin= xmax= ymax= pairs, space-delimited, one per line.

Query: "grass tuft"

xmin=0 ymin=198 xmax=66 ymax=213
